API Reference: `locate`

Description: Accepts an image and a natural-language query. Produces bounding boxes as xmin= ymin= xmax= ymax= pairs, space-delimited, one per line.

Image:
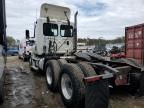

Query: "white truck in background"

xmin=18 ymin=38 xmax=35 ymax=61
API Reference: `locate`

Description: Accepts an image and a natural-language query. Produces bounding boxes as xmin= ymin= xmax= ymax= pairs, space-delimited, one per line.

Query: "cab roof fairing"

xmin=40 ymin=3 xmax=71 ymax=21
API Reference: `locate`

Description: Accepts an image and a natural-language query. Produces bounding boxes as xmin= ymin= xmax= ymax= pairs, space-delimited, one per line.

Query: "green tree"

xmin=7 ymin=36 xmax=16 ymax=47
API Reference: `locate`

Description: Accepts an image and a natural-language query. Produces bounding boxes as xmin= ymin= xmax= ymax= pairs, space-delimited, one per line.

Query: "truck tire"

xmin=57 ymin=59 xmax=67 ymax=67
xmin=59 ymin=63 xmax=85 ymax=108
xmin=77 ymin=62 xmax=96 ymax=77
xmin=114 ymin=59 xmax=142 ymax=95
xmin=29 ymin=57 xmax=32 ymax=67
xmin=29 ymin=57 xmax=34 ymax=71
xmin=18 ymin=55 xmax=21 ymax=59
xmin=45 ymin=60 xmax=61 ymax=91
xmin=23 ymin=57 xmax=27 ymax=62
xmin=129 ymin=73 xmax=141 ymax=95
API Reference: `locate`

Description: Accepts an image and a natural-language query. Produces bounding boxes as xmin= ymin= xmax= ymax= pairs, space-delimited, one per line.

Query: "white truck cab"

xmin=34 ymin=18 xmax=74 ymax=55
xmin=27 ymin=3 xmax=78 ymax=71
xmin=31 ymin=3 xmax=75 ymax=56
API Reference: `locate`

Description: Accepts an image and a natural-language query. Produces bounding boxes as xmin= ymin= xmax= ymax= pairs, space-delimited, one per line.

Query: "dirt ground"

xmin=0 ymin=56 xmax=144 ymax=108
xmin=0 ymin=56 xmax=65 ymax=108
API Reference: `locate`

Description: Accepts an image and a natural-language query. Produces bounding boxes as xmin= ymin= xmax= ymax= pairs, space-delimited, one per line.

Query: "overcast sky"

xmin=6 ymin=0 xmax=144 ymax=40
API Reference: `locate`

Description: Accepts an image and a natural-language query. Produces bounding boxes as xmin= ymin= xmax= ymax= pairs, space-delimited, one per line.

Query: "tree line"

xmin=7 ymin=36 xmax=16 ymax=47
xmin=78 ymin=37 xmax=125 ymax=46
xmin=6 ymin=36 xmax=125 ymax=47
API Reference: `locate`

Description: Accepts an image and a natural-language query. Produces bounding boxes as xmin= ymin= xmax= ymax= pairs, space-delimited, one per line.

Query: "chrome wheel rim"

xmin=46 ymin=66 xmax=53 ymax=85
xmin=61 ymin=73 xmax=73 ymax=100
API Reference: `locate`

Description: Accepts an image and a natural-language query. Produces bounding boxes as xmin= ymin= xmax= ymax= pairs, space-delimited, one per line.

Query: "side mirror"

xmin=25 ymin=30 xmax=30 ymax=39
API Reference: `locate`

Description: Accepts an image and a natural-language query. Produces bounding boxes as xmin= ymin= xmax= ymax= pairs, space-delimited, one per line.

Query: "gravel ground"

xmin=0 ymin=56 xmax=65 ymax=108
xmin=0 ymin=56 xmax=144 ymax=108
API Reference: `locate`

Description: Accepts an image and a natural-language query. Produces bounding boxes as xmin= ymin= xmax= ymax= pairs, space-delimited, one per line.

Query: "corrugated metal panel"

xmin=134 ymin=39 xmax=143 ymax=48
xmin=126 ymin=49 xmax=134 ymax=58
xmin=134 ymin=49 xmax=142 ymax=59
xmin=135 ymin=27 xmax=142 ymax=39
xmin=125 ymin=23 xmax=144 ymax=65
xmin=135 ymin=59 xmax=143 ymax=64
xmin=126 ymin=28 xmax=134 ymax=40
xmin=126 ymin=40 xmax=134 ymax=48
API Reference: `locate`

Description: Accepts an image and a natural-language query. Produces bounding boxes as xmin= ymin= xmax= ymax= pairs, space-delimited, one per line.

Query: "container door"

xmin=134 ymin=26 xmax=143 ymax=64
xmin=125 ymin=28 xmax=134 ymax=58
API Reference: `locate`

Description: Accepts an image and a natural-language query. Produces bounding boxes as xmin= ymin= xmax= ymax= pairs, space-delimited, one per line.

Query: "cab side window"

xmin=43 ymin=23 xmax=58 ymax=36
xmin=60 ymin=25 xmax=73 ymax=37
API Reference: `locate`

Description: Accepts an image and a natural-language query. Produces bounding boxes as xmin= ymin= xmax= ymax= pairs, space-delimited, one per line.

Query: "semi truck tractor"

xmin=18 ymin=38 xmax=35 ymax=61
xmin=27 ymin=3 xmax=144 ymax=108
xmin=0 ymin=0 xmax=7 ymax=104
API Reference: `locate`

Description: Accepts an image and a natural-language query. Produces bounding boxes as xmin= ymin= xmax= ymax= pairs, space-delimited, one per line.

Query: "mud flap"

xmin=85 ymin=79 xmax=109 ymax=108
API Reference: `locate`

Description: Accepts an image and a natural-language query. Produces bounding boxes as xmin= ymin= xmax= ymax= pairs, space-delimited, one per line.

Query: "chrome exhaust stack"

xmin=73 ymin=11 xmax=78 ymax=53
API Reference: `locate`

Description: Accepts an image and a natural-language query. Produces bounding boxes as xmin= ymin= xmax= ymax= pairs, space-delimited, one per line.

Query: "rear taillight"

xmin=84 ymin=73 xmax=113 ymax=84
xmin=84 ymin=76 xmax=101 ymax=83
